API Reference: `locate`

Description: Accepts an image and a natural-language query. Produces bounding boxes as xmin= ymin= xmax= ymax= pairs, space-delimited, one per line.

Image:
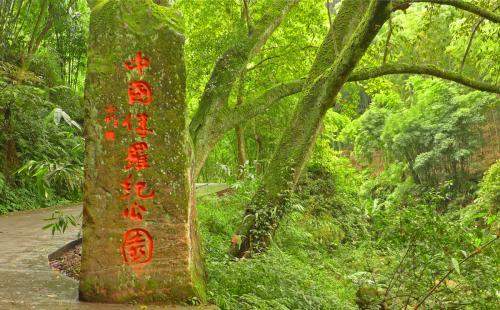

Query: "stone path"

xmin=0 ymin=204 xmax=91 ymax=309
xmin=0 ymin=184 xmax=227 ymax=309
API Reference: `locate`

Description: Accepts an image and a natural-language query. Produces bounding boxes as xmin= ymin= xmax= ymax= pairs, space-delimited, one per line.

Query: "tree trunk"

xmin=236 ymin=125 xmax=248 ymax=178
xmin=191 ymin=78 xmax=305 ymax=179
xmin=2 ymin=104 xmax=18 ymax=185
xmin=235 ymin=71 xmax=248 ymax=179
xmin=189 ymin=0 xmax=300 ymax=180
xmin=254 ymin=132 xmax=263 ymax=174
xmin=231 ymin=0 xmax=391 ymax=257
xmin=192 ymin=113 xmax=228 ymax=179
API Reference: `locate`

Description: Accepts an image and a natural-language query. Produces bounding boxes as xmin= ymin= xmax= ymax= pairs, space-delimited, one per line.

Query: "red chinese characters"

xmin=104 ymin=105 xmax=118 ymax=141
xmin=118 ymin=51 xmax=156 ymax=270
xmin=125 ymin=142 xmax=150 ymax=171
xmin=135 ymin=113 xmax=153 ymax=138
xmin=120 ymin=174 xmax=155 ymax=221
xmin=120 ymin=174 xmax=155 ymax=201
xmin=128 ymin=81 xmax=153 ymax=105
xmin=102 ymin=52 xmax=154 ymax=142
xmin=120 ymin=174 xmax=133 ymax=200
xmin=122 ymin=114 xmax=132 ymax=131
xmin=124 ymin=51 xmax=150 ymax=75
xmin=134 ymin=181 xmax=155 ymax=199
xmin=103 ymin=112 xmax=153 ymax=141
xmin=123 ymin=202 xmax=146 ymax=221
xmin=121 ymin=228 xmax=153 ymax=264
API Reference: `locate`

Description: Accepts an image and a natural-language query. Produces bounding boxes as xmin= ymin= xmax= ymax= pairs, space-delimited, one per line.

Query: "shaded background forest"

xmin=0 ymin=0 xmax=499 ymax=309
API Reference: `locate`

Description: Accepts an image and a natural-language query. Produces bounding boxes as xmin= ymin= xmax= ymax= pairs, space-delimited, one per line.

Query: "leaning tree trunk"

xmin=191 ymin=77 xmax=305 ymax=178
xmin=231 ymin=0 xmax=391 ymax=257
xmin=236 ymin=75 xmax=248 ymax=179
xmin=190 ymin=0 xmax=300 ymax=179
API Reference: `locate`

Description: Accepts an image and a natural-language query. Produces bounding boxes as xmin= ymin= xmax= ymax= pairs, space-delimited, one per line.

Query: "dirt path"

xmin=0 ymin=184 xmax=228 ymax=309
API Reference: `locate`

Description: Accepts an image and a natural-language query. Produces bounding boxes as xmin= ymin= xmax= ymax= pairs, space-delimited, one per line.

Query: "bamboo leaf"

xmin=451 ymin=257 xmax=460 ymax=275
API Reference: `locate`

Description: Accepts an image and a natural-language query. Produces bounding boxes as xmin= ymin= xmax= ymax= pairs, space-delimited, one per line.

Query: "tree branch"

xmin=25 ymin=0 xmax=48 ymax=61
xmin=190 ymin=0 xmax=302 ymax=177
xmin=246 ymin=44 xmax=318 ymax=72
xmin=227 ymin=78 xmax=305 ymax=129
xmin=383 ymin=17 xmax=393 ymax=64
xmin=413 ymin=235 xmax=498 ymax=309
xmin=348 ymin=63 xmax=500 ymax=93
xmin=189 ymin=0 xmax=300 ymax=140
xmin=26 ymin=0 xmax=78 ymax=65
xmin=400 ymin=0 xmax=500 ymax=23
xmin=460 ymin=5 xmax=499 ymax=71
xmin=242 ymin=0 xmax=253 ymax=34
xmin=460 ymin=17 xmax=483 ymax=71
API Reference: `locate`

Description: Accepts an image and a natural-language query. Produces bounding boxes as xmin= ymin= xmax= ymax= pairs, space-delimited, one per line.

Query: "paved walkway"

xmin=0 ymin=204 xmax=91 ymax=309
xmin=0 ymin=184 xmax=227 ymax=309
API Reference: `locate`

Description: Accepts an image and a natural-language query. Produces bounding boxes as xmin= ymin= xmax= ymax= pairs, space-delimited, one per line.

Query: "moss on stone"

xmin=80 ymin=0 xmax=206 ymax=305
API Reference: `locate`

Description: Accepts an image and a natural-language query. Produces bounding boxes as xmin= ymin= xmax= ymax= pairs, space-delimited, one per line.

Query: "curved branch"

xmin=460 ymin=17 xmax=483 ymax=71
xmin=192 ymin=78 xmax=305 ymax=178
xmin=402 ymin=0 xmax=500 ymax=23
xmin=460 ymin=4 xmax=500 ymax=71
xmin=226 ymin=79 xmax=305 ymax=129
xmin=383 ymin=17 xmax=393 ymax=64
xmin=189 ymin=0 xmax=300 ymax=141
xmin=348 ymin=64 xmax=500 ymax=93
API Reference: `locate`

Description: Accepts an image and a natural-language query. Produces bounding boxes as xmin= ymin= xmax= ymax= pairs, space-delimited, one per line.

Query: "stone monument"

xmin=79 ymin=0 xmax=206 ymax=304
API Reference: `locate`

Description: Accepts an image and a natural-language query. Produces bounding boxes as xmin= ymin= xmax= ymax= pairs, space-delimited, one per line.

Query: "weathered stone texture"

xmin=80 ymin=0 xmax=205 ymax=304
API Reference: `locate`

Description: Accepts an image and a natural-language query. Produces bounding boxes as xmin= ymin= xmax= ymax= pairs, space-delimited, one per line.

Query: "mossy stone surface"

xmin=80 ymin=0 xmax=206 ymax=304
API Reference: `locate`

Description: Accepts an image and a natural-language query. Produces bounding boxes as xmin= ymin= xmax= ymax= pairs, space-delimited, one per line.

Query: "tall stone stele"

xmin=80 ymin=0 xmax=206 ymax=304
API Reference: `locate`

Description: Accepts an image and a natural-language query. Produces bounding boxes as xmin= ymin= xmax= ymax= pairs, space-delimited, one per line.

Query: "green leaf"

xmin=451 ymin=257 xmax=460 ymax=275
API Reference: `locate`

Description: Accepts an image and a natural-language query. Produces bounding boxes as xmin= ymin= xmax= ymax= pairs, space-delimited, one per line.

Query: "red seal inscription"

xmin=121 ymin=228 xmax=153 ymax=265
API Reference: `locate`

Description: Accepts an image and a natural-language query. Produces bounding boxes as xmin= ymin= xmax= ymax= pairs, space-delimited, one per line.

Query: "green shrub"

xmin=0 ymin=81 xmax=83 ymax=212
xmin=295 ymin=161 xmax=368 ymax=243
xmin=475 ymin=161 xmax=500 ymax=215
xmin=197 ymin=185 xmax=359 ymax=309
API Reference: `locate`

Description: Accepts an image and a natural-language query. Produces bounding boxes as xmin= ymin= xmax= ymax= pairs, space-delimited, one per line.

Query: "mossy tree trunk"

xmin=189 ymin=0 xmax=300 ymax=178
xmin=183 ymin=0 xmax=500 ymax=257
xmin=230 ymin=0 xmax=392 ymax=257
xmin=190 ymin=77 xmax=305 ymax=178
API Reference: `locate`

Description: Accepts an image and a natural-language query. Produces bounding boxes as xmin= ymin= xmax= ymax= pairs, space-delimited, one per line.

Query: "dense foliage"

xmin=0 ymin=0 xmax=88 ymax=213
xmin=0 ymin=0 xmax=498 ymax=308
xmin=197 ymin=158 xmax=498 ymax=308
